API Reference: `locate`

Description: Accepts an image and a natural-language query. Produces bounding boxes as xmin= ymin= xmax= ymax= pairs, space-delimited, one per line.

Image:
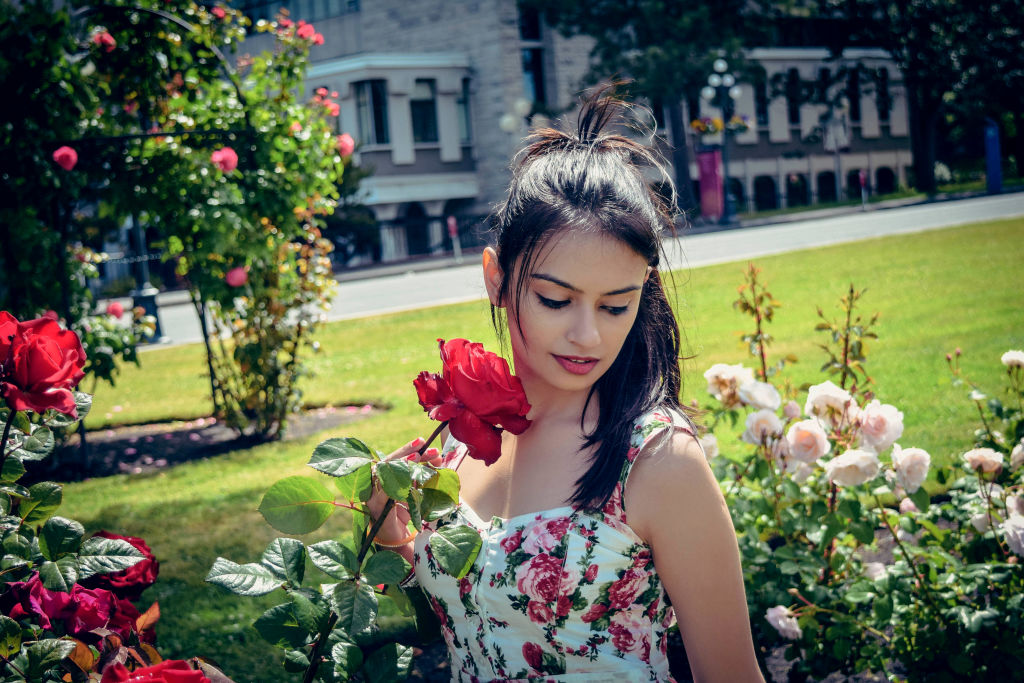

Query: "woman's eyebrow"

xmin=531 ymin=273 xmax=641 ymax=296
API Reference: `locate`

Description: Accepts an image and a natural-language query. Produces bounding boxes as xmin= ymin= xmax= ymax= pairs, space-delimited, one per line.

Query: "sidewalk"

xmin=104 ymin=186 xmax=1022 ymax=312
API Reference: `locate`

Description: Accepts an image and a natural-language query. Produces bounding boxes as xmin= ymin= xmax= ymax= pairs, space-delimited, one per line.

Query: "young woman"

xmin=370 ymin=90 xmax=763 ymax=682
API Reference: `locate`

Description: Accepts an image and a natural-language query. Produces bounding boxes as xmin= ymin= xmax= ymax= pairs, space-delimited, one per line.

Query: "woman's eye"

xmin=602 ymin=305 xmax=629 ymax=316
xmin=536 ymin=294 xmax=569 ymax=309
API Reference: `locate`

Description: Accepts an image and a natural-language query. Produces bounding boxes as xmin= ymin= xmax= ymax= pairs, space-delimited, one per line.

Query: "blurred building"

xmin=234 ymin=0 xmax=910 ymax=262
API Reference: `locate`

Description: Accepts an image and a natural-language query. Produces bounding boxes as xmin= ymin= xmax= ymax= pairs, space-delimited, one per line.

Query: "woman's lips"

xmin=553 ymin=354 xmax=599 ymax=375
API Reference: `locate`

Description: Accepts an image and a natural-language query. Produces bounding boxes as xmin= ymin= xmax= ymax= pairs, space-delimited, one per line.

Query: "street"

xmin=145 ymin=193 xmax=1024 ymax=348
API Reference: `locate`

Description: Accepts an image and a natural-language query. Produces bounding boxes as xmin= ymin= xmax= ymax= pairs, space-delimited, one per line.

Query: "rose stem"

xmin=873 ymin=494 xmax=940 ymax=614
xmin=0 ymin=409 xmax=16 ymax=474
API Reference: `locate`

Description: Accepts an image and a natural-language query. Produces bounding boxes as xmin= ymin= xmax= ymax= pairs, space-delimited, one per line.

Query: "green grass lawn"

xmin=61 ymin=217 xmax=1023 ymax=680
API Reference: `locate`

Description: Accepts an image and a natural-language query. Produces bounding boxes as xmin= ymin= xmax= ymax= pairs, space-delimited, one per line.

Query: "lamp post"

xmin=701 ymin=58 xmax=743 ymax=225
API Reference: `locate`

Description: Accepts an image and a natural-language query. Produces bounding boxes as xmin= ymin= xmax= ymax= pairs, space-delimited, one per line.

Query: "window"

xmin=411 ymin=79 xmax=439 ymax=143
xmin=786 ymin=68 xmax=801 ymax=127
xmin=877 ymin=68 xmax=890 ymax=122
xmin=457 ymin=78 xmax=472 ymax=144
xmin=355 ymin=79 xmax=389 ymax=145
xmin=754 ymin=79 xmax=769 ymax=127
xmin=521 ymin=48 xmax=546 ymax=106
xmin=847 ymin=68 xmax=861 ymax=123
xmin=519 ymin=6 xmax=541 ymax=40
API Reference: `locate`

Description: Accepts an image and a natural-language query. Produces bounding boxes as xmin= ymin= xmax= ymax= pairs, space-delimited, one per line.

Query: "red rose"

xmin=296 ymin=22 xmax=316 ymax=39
xmin=81 ymin=531 xmax=159 ymax=601
xmin=336 ymin=133 xmax=355 ymax=157
xmin=0 ymin=311 xmax=86 ymax=417
xmin=527 ymin=599 xmax=553 ymax=624
xmin=458 ymin=577 xmax=472 ymax=598
xmin=499 ymin=528 xmax=522 ymax=554
xmin=225 ymin=266 xmax=248 ymax=287
xmin=515 ymin=553 xmax=568 ymax=603
xmin=325 ymin=101 xmax=340 ymax=116
xmin=211 ymin=6 xmax=225 ymax=19
xmin=584 ymin=563 xmax=598 ymax=582
xmin=555 ymin=594 xmax=572 ymax=617
xmin=522 ymin=642 xmax=543 ymax=670
xmin=92 ymin=31 xmax=116 ymax=52
xmin=313 ymin=32 xmax=324 ymax=45
xmin=210 ymin=146 xmax=238 ymax=172
xmin=606 ymin=567 xmax=650 ymax=610
xmin=68 ymin=584 xmax=117 ymax=638
xmin=4 ymin=574 xmax=75 ymax=630
xmin=580 ymin=602 xmax=607 ymax=623
xmin=52 ymin=146 xmax=78 ymax=171
xmin=414 ymin=338 xmax=531 ymax=465
xmin=106 ymin=302 xmax=124 ymax=318
xmin=101 ymin=660 xmax=210 ymax=683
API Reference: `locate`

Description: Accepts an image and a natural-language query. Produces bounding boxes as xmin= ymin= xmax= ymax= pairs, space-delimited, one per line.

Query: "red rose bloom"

xmin=92 ymin=31 xmax=116 ymax=52
xmin=106 ymin=302 xmax=125 ymax=318
xmin=81 ymin=531 xmax=159 ymax=601
xmin=296 ymin=22 xmax=316 ymax=39
xmin=101 ymin=660 xmax=210 ymax=683
xmin=211 ymin=6 xmax=225 ymax=19
xmin=0 ymin=311 xmax=86 ymax=417
xmin=414 ymin=338 xmax=531 ymax=465
xmin=52 ymin=146 xmax=78 ymax=171
xmin=209 ymin=146 xmax=238 ymax=172
xmin=527 ymin=600 xmax=554 ymax=624
xmin=522 ymin=642 xmax=543 ymax=670
xmin=336 ymin=133 xmax=355 ymax=157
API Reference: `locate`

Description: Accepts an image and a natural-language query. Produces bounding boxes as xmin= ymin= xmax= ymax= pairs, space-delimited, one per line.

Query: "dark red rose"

xmin=522 ymin=641 xmax=543 ymax=670
xmin=499 ymin=529 xmax=523 ymax=554
xmin=584 ymin=563 xmax=598 ymax=582
xmin=52 ymin=146 xmax=78 ymax=170
xmin=580 ymin=602 xmax=607 ymax=623
xmin=101 ymin=659 xmax=210 ymax=683
xmin=81 ymin=531 xmax=159 ymax=600
xmin=67 ymin=584 xmax=117 ymax=638
xmin=0 ymin=311 xmax=86 ymax=417
xmin=4 ymin=574 xmax=75 ymax=630
xmin=555 ymin=595 xmax=572 ymax=617
xmin=414 ymin=338 xmax=531 ymax=465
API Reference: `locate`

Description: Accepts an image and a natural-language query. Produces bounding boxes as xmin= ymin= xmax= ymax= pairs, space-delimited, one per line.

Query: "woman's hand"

xmin=366 ymin=437 xmax=443 ymax=552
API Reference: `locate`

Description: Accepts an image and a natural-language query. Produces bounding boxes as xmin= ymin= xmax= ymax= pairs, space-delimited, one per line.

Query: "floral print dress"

xmin=410 ymin=409 xmax=694 ymax=682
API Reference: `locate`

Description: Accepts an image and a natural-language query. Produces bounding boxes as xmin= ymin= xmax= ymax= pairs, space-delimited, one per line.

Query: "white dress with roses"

xmin=410 ymin=409 xmax=693 ymax=682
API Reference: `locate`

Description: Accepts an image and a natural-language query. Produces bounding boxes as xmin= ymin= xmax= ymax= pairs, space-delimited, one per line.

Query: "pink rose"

xmin=211 ymin=5 xmax=226 ymax=18
xmin=458 ymin=578 xmax=471 ymax=598
xmin=858 ymin=400 xmax=904 ymax=453
xmin=824 ymin=449 xmax=880 ymax=487
xmin=515 ymin=553 xmax=573 ymax=603
xmin=522 ymin=642 xmax=543 ymax=670
xmin=527 ymin=600 xmax=553 ymax=624
xmin=210 ymin=146 xmax=238 ymax=172
xmin=606 ymin=567 xmax=650 ymax=610
xmin=225 ymin=266 xmax=248 ymax=287
xmin=53 ymin=146 xmax=78 ymax=171
xmin=313 ymin=32 xmax=324 ymax=45
xmin=92 ymin=31 xmax=116 ymax=52
xmin=296 ymin=22 xmax=316 ymax=39
xmin=499 ymin=529 xmax=522 ymax=554
xmin=580 ymin=602 xmax=607 ymax=623
xmin=608 ymin=609 xmax=652 ymax=661
xmin=785 ymin=419 xmax=831 ymax=464
xmin=521 ymin=516 xmax=572 ymax=554
xmin=584 ymin=563 xmax=598 ymax=582
xmin=555 ymin=595 xmax=572 ymax=617
xmin=325 ymin=101 xmax=340 ymax=117
xmin=105 ymin=302 xmax=124 ymax=318
xmin=337 ymin=133 xmax=355 ymax=157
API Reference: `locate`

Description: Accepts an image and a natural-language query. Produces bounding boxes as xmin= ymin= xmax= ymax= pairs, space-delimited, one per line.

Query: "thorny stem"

xmin=0 ymin=652 xmax=26 ymax=679
xmin=873 ymin=494 xmax=940 ymax=614
xmin=302 ymin=612 xmax=338 ymax=683
xmin=973 ymin=399 xmax=997 ymax=445
xmin=0 ymin=410 xmax=16 ymax=475
xmin=822 ymin=482 xmax=839 ymax=584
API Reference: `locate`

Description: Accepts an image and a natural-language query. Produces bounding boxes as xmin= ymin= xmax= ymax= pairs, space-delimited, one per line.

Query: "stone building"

xmin=235 ymin=0 xmax=910 ymax=262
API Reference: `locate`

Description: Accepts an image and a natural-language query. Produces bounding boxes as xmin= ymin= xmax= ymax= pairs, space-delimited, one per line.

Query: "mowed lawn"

xmin=61 ymin=217 xmax=1022 ymax=680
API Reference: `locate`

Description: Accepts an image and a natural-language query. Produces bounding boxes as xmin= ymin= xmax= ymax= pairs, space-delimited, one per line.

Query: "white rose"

xmin=805 ymin=380 xmax=858 ymax=429
xmin=890 ymin=444 xmax=930 ymax=494
xmin=765 ymin=605 xmax=802 ymax=640
xmin=1002 ymin=516 xmax=1024 ymax=557
xmin=970 ymin=512 xmax=991 ymax=533
xmin=703 ymin=363 xmax=755 ymax=408
xmin=963 ymin=448 xmax=1004 ymax=475
xmin=1011 ymin=441 xmax=1024 ymax=471
xmin=899 ymin=497 xmax=920 ymax=514
xmin=858 ymin=400 xmax=904 ymax=453
xmin=790 ymin=462 xmax=814 ymax=484
xmin=863 ymin=562 xmax=886 ymax=580
xmin=1006 ymin=495 xmax=1024 ymax=518
xmin=741 ymin=409 xmax=783 ymax=445
xmin=1000 ymin=349 xmax=1024 ymax=369
xmin=699 ymin=433 xmax=719 ymax=461
xmin=783 ymin=400 xmax=801 ymax=420
xmin=824 ymin=449 xmax=880 ymax=487
xmin=738 ymin=381 xmax=781 ymax=411
xmin=786 ymin=419 xmax=832 ymax=464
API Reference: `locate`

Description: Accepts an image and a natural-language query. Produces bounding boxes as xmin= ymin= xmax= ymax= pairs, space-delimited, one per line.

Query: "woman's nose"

xmin=567 ymin=309 xmax=601 ymax=348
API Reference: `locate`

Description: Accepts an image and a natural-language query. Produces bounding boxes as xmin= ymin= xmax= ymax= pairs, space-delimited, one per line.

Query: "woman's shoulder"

xmin=630 ymin=405 xmax=697 ymax=448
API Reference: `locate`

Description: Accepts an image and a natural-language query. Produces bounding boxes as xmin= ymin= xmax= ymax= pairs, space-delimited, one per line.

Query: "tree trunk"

xmin=667 ymin=100 xmax=698 ymax=217
xmin=907 ymin=87 xmax=938 ymax=195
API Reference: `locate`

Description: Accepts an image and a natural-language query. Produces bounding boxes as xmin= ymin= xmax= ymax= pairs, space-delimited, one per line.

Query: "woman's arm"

xmin=626 ymin=431 xmax=764 ymax=683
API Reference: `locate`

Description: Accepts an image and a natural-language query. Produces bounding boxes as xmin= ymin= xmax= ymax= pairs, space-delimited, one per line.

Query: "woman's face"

xmin=485 ymin=230 xmax=650 ymax=398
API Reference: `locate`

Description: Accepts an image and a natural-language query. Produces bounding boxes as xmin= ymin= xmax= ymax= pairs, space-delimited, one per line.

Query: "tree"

xmin=822 ymin=0 xmax=1024 ymax=193
xmin=523 ymin=0 xmax=767 ymax=216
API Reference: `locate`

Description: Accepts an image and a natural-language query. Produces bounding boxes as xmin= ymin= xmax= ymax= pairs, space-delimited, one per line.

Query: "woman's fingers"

xmin=406 ymin=447 xmax=442 ymax=467
xmin=384 ymin=436 xmax=426 ymax=462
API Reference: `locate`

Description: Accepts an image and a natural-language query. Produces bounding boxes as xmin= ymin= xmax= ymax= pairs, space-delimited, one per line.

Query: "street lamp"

xmin=701 ymin=58 xmax=743 ymax=225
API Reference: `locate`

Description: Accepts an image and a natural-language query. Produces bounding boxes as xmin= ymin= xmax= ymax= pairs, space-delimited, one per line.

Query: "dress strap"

xmin=618 ymin=407 xmax=696 ymax=487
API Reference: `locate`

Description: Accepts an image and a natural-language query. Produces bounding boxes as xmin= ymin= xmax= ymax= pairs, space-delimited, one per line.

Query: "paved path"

xmin=143 ymin=193 xmax=1024 ymax=348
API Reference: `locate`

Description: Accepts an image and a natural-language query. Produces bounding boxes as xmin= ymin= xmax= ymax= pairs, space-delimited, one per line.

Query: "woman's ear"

xmin=482 ymin=247 xmax=505 ymax=307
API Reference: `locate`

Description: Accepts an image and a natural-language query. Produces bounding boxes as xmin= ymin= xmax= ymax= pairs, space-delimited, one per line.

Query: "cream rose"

xmin=963 ymin=447 xmax=1004 ymax=475
xmin=765 ymin=605 xmax=802 ymax=640
xmin=863 ymin=562 xmax=886 ymax=580
xmin=699 ymin=433 xmax=719 ymax=461
xmin=1002 ymin=516 xmax=1024 ymax=557
xmin=805 ymin=381 xmax=858 ymax=429
xmin=970 ymin=512 xmax=991 ymax=533
xmin=824 ymin=449 xmax=880 ymax=487
xmin=890 ymin=444 xmax=930 ymax=494
xmin=785 ymin=419 xmax=832 ymax=464
xmin=790 ymin=462 xmax=814 ymax=484
xmin=1000 ymin=349 xmax=1024 ymax=369
xmin=704 ymin=363 xmax=755 ymax=408
xmin=741 ymin=409 xmax=783 ymax=445
xmin=1006 ymin=495 xmax=1024 ymax=518
xmin=858 ymin=400 xmax=904 ymax=453
xmin=1011 ymin=441 xmax=1024 ymax=471
xmin=783 ymin=400 xmax=801 ymax=420
xmin=738 ymin=381 xmax=781 ymax=411
xmin=899 ymin=497 xmax=919 ymax=514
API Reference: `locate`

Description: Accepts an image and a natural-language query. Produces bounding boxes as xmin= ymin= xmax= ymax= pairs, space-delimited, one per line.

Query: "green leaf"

xmin=330 ymin=581 xmax=378 ymax=635
xmin=206 ymin=557 xmax=283 ymax=596
xmin=420 ymin=488 xmax=458 ymax=522
xmin=362 ymin=642 xmax=413 ymax=683
xmin=308 ymin=540 xmax=358 ymax=580
xmin=38 ymin=516 xmax=84 ymax=561
xmin=308 ymin=437 xmax=375 ymax=477
xmin=909 ymin=486 xmax=930 ymax=512
xmin=423 ymin=468 xmax=459 ymax=502
xmin=377 ymin=460 xmax=413 ymax=501
xmin=334 ymin=462 xmax=373 ymax=503
xmin=283 ymin=649 xmax=310 ymax=673
xmin=0 ymin=615 xmax=21 ymax=658
xmin=874 ymin=593 xmax=893 ymax=622
xmin=844 ymin=589 xmax=874 ymax=604
xmin=258 ymin=476 xmax=335 ymax=535
xmin=1 ymin=457 xmax=25 ymax=484
xmin=406 ymin=489 xmax=423 ymax=531
xmin=331 ymin=636 xmax=364 ymax=679
xmin=849 ymin=521 xmax=876 ymax=545
xmin=23 ymin=639 xmax=75 ymax=677
xmin=14 ymin=425 xmax=53 ymax=461
xmin=288 ymin=588 xmax=329 ymax=634
xmin=20 ymin=481 xmax=62 ymax=526
xmin=38 ymin=558 xmax=78 ymax=592
xmin=818 ymin=512 xmax=844 ymax=550
xmin=0 ymin=484 xmax=30 ymax=499
xmin=428 ymin=524 xmax=481 ymax=579
xmin=254 ymin=603 xmax=312 ymax=649
xmin=363 ymin=550 xmax=411 ymax=586
xmin=78 ymin=537 xmax=145 ymax=579
xmin=262 ymin=537 xmax=306 ymax=585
